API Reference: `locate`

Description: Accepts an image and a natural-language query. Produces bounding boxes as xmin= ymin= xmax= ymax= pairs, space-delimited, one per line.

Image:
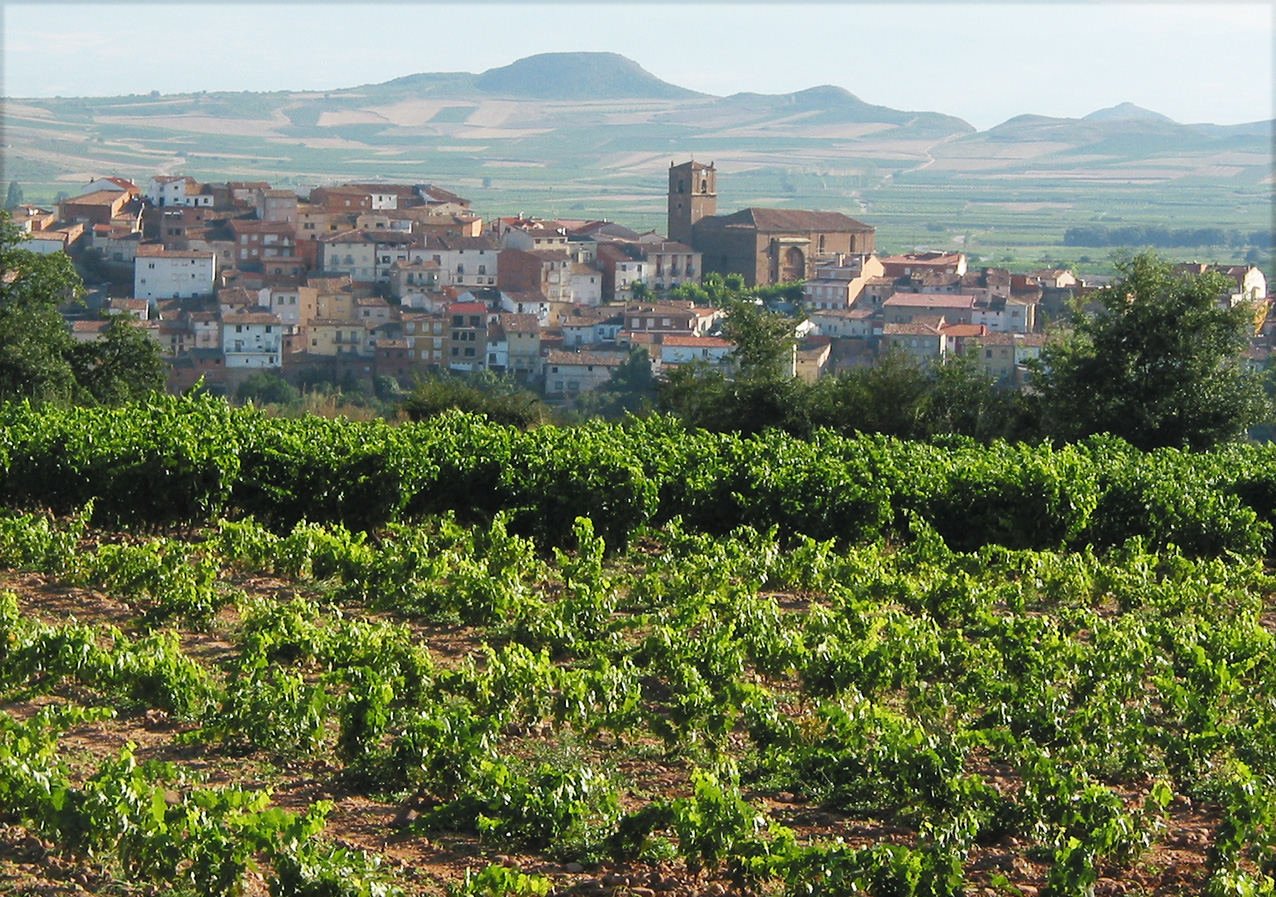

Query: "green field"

xmin=3 ymin=399 xmax=1276 ymax=895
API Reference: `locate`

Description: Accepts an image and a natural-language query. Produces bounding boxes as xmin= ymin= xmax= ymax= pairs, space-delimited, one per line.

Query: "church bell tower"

xmin=667 ymin=160 xmax=716 ymax=248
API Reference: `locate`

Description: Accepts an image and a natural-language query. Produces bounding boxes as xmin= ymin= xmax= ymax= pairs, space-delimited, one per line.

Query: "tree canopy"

xmin=400 ymin=370 xmax=549 ymax=429
xmin=0 ymin=210 xmax=166 ymax=405
xmin=1032 ymin=251 xmax=1270 ymax=450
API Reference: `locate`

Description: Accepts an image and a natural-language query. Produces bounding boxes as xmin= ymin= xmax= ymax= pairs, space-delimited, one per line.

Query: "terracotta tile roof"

xmin=137 ymin=245 xmax=215 ymax=259
xmin=810 ymin=308 xmax=874 ymax=320
xmin=503 ymin=290 xmax=549 ymax=304
xmin=62 ymin=190 xmax=124 ymax=206
xmin=564 ymin=306 xmax=620 ymax=325
xmin=626 ymin=301 xmax=696 ymax=315
xmin=882 ymin=252 xmax=964 ymax=266
xmin=882 ymin=292 xmax=977 ymax=309
xmin=425 ymin=234 xmax=501 ymax=251
xmin=706 ymin=208 xmax=873 ymax=233
xmin=883 ymin=322 xmax=942 ymax=336
xmin=448 ymin=302 xmax=489 ymax=314
xmin=499 ymin=313 xmax=540 ymax=333
xmin=639 ymin=241 xmax=695 ymax=254
xmin=938 ymin=323 xmax=987 ymax=337
xmin=416 ymin=184 xmax=469 ymax=205
xmin=660 ymin=335 xmax=733 ymax=348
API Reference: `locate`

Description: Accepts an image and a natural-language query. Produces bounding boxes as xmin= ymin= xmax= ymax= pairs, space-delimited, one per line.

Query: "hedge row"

xmin=0 ymin=397 xmax=1272 ymax=557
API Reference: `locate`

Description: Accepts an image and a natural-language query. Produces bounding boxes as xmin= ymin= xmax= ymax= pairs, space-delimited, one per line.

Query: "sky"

xmin=2 ymin=1 xmax=1272 ymax=131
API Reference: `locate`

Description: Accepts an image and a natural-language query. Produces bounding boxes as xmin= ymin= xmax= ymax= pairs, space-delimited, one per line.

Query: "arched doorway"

xmin=781 ymin=245 xmax=805 ymax=282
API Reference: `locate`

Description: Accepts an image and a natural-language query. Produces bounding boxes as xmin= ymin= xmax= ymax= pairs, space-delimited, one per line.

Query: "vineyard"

xmin=2 ymin=396 xmax=1276 ymax=896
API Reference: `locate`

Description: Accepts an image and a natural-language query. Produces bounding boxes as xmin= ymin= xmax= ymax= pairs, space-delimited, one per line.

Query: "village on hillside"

xmin=7 ymin=162 xmax=1272 ymax=402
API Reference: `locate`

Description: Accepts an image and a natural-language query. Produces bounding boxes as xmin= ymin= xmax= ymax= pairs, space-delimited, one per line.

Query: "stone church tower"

xmin=667 ymin=160 xmax=716 ymax=247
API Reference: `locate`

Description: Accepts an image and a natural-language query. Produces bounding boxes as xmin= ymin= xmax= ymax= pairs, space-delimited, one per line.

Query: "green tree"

xmin=5 ymin=181 xmax=24 ymax=209
xmin=571 ymin=347 xmax=656 ymax=420
xmin=401 ymin=370 xmax=549 ymax=428
xmin=720 ymin=298 xmax=797 ymax=379
xmin=807 ymin=350 xmax=931 ymax=439
xmin=0 ymin=211 xmax=166 ymax=405
xmin=921 ymin=352 xmax=1037 ymax=442
xmin=236 ymin=371 xmax=301 ymax=406
xmin=1033 ymin=251 xmax=1270 ymax=450
xmin=0 ymin=211 xmax=84 ymax=402
xmin=68 ymin=315 xmax=167 ymax=404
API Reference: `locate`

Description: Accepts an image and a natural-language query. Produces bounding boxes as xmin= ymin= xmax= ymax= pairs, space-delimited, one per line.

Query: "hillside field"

xmin=4 ymin=76 xmax=1271 ymax=273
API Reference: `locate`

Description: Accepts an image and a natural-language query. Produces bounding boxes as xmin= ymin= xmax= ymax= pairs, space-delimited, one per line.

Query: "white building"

xmin=803 ymin=254 xmax=885 ymax=310
xmin=134 ymin=247 xmax=216 ymax=301
xmin=145 ymin=176 xmax=212 ymax=208
xmin=971 ymin=296 xmax=1036 ymax=334
xmin=659 ymin=335 xmax=734 ymax=368
xmin=411 ymin=235 xmax=501 ymax=290
xmin=571 ymin=262 xmax=604 ymax=306
xmin=807 ymin=308 xmax=876 ymax=339
xmin=222 ymin=312 xmax=284 ymax=368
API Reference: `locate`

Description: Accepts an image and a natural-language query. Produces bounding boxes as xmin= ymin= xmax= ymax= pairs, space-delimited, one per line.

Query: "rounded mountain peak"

xmin=474 ymin=52 xmax=705 ymax=100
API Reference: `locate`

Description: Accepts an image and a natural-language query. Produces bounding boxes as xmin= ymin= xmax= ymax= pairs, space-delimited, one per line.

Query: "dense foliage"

xmin=0 ymin=210 xmax=166 ymax=405
xmin=0 ymin=396 xmax=1273 ymax=559
xmin=2 ymin=494 xmax=1276 ymax=894
xmin=1034 ymin=252 xmax=1270 ymax=450
xmin=661 ymin=252 xmax=1270 ymax=450
xmin=401 ymin=371 xmax=551 ymax=429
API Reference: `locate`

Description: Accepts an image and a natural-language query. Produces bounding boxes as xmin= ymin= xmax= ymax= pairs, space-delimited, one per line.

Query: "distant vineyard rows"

xmin=1063 ymin=225 xmax=1273 ymax=250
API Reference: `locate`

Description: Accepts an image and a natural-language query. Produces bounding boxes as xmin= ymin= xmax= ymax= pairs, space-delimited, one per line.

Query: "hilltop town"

xmin=7 ymin=164 xmax=1271 ymax=403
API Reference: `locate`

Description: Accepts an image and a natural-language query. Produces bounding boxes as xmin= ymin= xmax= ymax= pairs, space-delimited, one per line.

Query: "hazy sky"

xmin=3 ymin=1 xmax=1272 ymax=130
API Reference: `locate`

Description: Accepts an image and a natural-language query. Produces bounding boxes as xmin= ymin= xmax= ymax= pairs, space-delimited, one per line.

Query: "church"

xmin=667 ymin=160 xmax=875 ymax=287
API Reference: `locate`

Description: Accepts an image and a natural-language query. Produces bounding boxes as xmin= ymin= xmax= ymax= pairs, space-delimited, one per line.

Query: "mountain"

xmin=2 ymin=51 xmax=1269 ymax=245
xmin=346 ymin=52 xmax=704 ymax=102
xmin=1083 ymin=102 xmax=1177 ymax=123
xmin=962 ymin=110 xmax=1246 ymax=157
xmin=472 ymin=52 xmax=704 ymax=100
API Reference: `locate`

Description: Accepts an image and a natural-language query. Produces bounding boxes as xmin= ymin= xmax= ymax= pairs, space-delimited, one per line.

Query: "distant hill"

xmin=472 ymin=52 xmax=704 ymax=100
xmin=1083 ymin=102 xmax=1177 ymax=123
xmin=347 ymin=52 xmax=703 ymax=102
xmin=709 ymin=84 xmax=974 ymax=132
xmin=966 ymin=111 xmax=1238 ymax=155
xmin=2 ymin=52 xmax=1270 ymax=250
